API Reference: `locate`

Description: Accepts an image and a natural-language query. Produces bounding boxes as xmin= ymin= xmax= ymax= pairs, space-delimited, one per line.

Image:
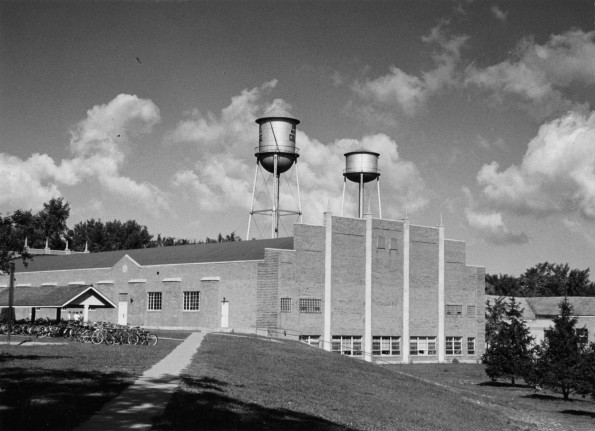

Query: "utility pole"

xmin=7 ymin=262 xmax=15 ymax=345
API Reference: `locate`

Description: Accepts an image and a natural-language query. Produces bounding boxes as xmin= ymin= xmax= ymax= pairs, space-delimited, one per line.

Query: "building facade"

xmin=2 ymin=212 xmax=485 ymax=363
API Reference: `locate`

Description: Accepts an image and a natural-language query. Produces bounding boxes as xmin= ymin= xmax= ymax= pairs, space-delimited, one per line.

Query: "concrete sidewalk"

xmin=76 ymin=331 xmax=206 ymax=431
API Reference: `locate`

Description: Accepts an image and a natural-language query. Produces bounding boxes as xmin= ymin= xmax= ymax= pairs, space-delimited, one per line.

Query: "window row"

xmin=376 ymin=236 xmax=399 ymax=250
xmin=446 ymin=304 xmax=476 ymax=317
xmin=147 ymin=291 xmax=200 ymax=311
xmin=298 ymin=335 xmax=476 ymax=356
xmin=280 ymin=298 xmax=322 ymax=313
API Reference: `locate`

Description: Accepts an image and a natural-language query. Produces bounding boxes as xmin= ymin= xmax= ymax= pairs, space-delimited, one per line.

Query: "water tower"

xmin=341 ymin=150 xmax=382 ymax=218
xmin=247 ymin=111 xmax=302 ymax=239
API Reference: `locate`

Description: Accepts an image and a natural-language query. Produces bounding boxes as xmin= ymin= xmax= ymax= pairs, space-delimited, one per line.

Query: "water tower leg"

xmin=247 ymin=161 xmax=259 ymax=240
xmin=295 ymin=158 xmax=303 ymax=223
xmin=273 ymin=154 xmax=279 ymax=238
xmin=341 ymin=177 xmax=346 ymax=217
xmin=377 ymin=177 xmax=382 ymax=219
xmin=359 ymin=173 xmax=364 ymax=219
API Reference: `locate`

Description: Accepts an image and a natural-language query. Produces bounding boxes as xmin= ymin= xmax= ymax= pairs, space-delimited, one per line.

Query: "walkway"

xmin=76 ymin=332 xmax=206 ymax=431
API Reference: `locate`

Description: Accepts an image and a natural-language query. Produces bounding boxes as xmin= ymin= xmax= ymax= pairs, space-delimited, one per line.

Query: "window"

xmin=183 ymin=291 xmax=200 ymax=311
xmin=280 ymin=297 xmax=292 ymax=312
xmin=446 ymin=336 xmax=463 ymax=355
xmin=332 ymin=336 xmax=362 ymax=356
xmin=299 ymin=298 xmax=322 ymax=313
xmin=389 ymin=237 xmax=398 ymax=250
xmin=467 ymin=305 xmax=476 ymax=317
xmin=299 ymin=335 xmax=320 ymax=347
xmin=377 ymin=236 xmax=385 ymax=249
xmin=446 ymin=305 xmax=463 ymax=316
xmin=467 ymin=337 xmax=476 ymax=355
xmin=147 ymin=292 xmax=162 ymax=311
xmin=577 ymin=328 xmax=589 ymax=345
xmin=410 ymin=336 xmax=436 ymax=356
xmin=372 ymin=336 xmax=401 ymax=355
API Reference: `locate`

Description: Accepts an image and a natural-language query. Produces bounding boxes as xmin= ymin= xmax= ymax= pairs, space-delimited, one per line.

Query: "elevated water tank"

xmin=343 ymin=150 xmax=381 ymax=183
xmin=255 ymin=115 xmax=300 ymax=174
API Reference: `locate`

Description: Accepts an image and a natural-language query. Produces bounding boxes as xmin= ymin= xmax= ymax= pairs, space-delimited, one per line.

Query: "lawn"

xmin=0 ymin=330 xmax=191 ymax=430
xmin=3 ymin=332 xmax=594 ymax=431
xmin=399 ymin=363 xmax=595 ymax=431
xmin=155 ymin=333 xmax=550 ymax=431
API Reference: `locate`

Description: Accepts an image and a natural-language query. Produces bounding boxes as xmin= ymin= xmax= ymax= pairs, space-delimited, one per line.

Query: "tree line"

xmin=0 ymin=198 xmax=240 ymax=258
xmin=484 ymin=297 xmax=595 ymax=401
xmin=486 ymin=262 xmax=595 ymax=297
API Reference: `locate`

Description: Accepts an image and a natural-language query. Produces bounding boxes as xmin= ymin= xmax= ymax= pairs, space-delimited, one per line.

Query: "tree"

xmin=70 ymin=219 xmax=153 ymax=251
xmin=483 ymin=297 xmax=535 ymax=386
xmin=528 ymin=298 xmax=589 ymax=400
xmin=486 ymin=262 xmax=595 ymax=297
xmin=0 ymin=214 xmax=32 ymax=273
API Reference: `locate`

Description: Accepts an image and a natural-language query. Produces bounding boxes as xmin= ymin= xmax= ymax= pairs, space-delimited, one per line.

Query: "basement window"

xmin=332 ymin=336 xmax=362 ymax=356
xmin=445 ymin=336 xmax=463 ymax=355
xmin=410 ymin=336 xmax=436 ymax=356
xmin=147 ymin=292 xmax=162 ymax=311
xmin=299 ymin=298 xmax=321 ymax=313
xmin=299 ymin=335 xmax=320 ymax=347
xmin=446 ymin=304 xmax=463 ymax=316
xmin=280 ymin=297 xmax=292 ymax=312
xmin=372 ymin=336 xmax=401 ymax=356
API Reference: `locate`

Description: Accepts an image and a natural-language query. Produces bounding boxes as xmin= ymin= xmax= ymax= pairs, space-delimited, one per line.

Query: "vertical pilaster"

xmin=438 ymin=217 xmax=445 ymax=362
xmin=402 ymin=215 xmax=410 ymax=363
xmin=323 ymin=209 xmax=332 ymax=351
xmin=364 ymin=209 xmax=373 ymax=362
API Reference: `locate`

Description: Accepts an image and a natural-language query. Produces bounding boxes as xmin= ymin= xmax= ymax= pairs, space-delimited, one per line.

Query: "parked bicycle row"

xmin=0 ymin=319 xmax=158 ymax=346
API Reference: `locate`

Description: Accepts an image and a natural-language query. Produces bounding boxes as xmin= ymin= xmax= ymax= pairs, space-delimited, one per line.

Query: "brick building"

xmin=1 ymin=210 xmax=485 ymax=363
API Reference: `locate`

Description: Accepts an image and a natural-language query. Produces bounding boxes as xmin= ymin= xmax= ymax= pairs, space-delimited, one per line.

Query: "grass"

xmin=155 ymin=334 xmax=543 ymax=431
xmin=399 ymin=364 xmax=595 ymax=431
xmin=0 ymin=330 xmax=191 ymax=430
xmin=2 ymin=332 xmax=595 ymax=431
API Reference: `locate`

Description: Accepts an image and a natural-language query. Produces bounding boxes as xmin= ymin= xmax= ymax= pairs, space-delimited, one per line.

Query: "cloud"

xmin=490 ymin=5 xmax=507 ymax=22
xmin=169 ymin=83 xmax=428 ymax=225
xmin=465 ymin=30 xmax=595 ymax=118
xmin=476 ymin=110 xmax=595 ymax=219
xmin=462 ymin=187 xmax=529 ymax=245
xmin=352 ymin=21 xmax=468 ymax=116
xmin=464 ymin=206 xmax=529 ymax=245
xmin=0 ymin=94 xmax=170 ymax=215
xmin=562 ymin=217 xmax=595 ymax=248
xmin=164 ymin=80 xmax=278 ymax=149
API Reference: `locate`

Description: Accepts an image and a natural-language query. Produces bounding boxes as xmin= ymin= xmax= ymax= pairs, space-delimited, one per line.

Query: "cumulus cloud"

xmin=464 ymin=206 xmax=529 ymax=245
xmin=465 ymin=30 xmax=595 ymax=118
xmin=0 ymin=94 xmax=170 ymax=215
xmin=490 ymin=5 xmax=508 ymax=22
xmin=352 ymin=21 xmax=468 ymax=116
xmin=476 ymin=110 xmax=595 ymax=219
xmin=168 ymin=82 xmax=428 ymax=227
xmin=462 ymin=187 xmax=529 ymax=245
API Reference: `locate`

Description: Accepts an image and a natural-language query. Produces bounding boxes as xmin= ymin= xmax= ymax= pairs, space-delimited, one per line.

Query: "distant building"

xmin=1 ymin=212 xmax=484 ymax=364
xmin=486 ymin=295 xmax=595 ymax=344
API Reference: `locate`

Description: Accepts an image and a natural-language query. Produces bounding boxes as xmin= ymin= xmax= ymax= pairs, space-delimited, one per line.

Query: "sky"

xmin=1 ymin=0 xmax=595 ymax=277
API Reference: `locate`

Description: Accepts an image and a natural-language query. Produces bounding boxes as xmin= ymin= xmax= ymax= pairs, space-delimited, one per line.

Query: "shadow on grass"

xmin=155 ymin=376 xmax=358 ymax=431
xmin=562 ymin=409 xmax=595 ymax=418
xmin=0 ymin=353 xmax=69 ymax=363
xmin=478 ymin=381 xmax=532 ymax=389
xmin=0 ymin=367 xmax=132 ymax=431
xmin=523 ymin=393 xmax=569 ymax=402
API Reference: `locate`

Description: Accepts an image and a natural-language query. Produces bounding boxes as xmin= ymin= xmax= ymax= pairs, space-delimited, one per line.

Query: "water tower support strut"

xmin=359 ymin=173 xmax=364 ymax=219
xmin=341 ymin=177 xmax=346 ymax=217
xmin=247 ymin=160 xmax=260 ymax=240
xmin=377 ymin=177 xmax=382 ymax=219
